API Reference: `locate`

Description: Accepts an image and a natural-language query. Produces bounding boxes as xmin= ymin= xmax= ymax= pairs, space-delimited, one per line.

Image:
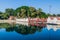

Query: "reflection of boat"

xmin=47 ymin=24 xmax=60 ymax=31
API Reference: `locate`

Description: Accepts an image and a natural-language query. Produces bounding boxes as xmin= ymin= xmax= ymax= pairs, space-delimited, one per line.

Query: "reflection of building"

xmin=16 ymin=21 xmax=28 ymax=26
xmin=47 ymin=17 xmax=60 ymax=24
xmin=47 ymin=24 xmax=60 ymax=31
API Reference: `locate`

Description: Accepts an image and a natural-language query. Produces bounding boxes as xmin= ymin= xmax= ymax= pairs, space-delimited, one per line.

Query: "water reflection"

xmin=47 ymin=24 xmax=60 ymax=31
xmin=1 ymin=22 xmax=60 ymax=35
xmin=0 ymin=23 xmax=15 ymax=32
xmin=0 ymin=23 xmax=60 ymax=40
xmin=6 ymin=27 xmax=14 ymax=32
xmin=15 ymin=25 xmax=44 ymax=35
xmin=0 ymin=23 xmax=44 ymax=35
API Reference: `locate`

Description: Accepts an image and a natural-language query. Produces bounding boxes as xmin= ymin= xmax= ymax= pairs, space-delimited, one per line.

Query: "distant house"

xmin=47 ymin=16 xmax=60 ymax=24
xmin=9 ymin=16 xmax=15 ymax=20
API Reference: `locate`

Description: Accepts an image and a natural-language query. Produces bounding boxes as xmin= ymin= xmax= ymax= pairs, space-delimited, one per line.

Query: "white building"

xmin=16 ymin=18 xmax=28 ymax=26
xmin=47 ymin=17 xmax=60 ymax=24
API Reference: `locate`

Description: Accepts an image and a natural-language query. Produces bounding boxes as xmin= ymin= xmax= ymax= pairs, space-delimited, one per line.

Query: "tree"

xmin=29 ymin=7 xmax=36 ymax=18
xmin=2 ymin=13 xmax=9 ymax=19
xmin=57 ymin=14 xmax=60 ymax=16
xmin=52 ymin=14 xmax=56 ymax=17
xmin=5 ymin=8 xmax=15 ymax=16
xmin=36 ymin=8 xmax=42 ymax=18
xmin=31 ymin=12 xmax=37 ymax=18
xmin=16 ymin=6 xmax=30 ymax=18
xmin=0 ymin=11 xmax=3 ymax=19
xmin=47 ymin=13 xmax=52 ymax=17
xmin=40 ymin=12 xmax=48 ymax=18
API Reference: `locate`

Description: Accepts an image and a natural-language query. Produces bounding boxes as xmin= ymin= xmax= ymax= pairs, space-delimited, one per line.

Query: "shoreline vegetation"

xmin=0 ymin=6 xmax=60 ymax=24
xmin=0 ymin=6 xmax=60 ymax=20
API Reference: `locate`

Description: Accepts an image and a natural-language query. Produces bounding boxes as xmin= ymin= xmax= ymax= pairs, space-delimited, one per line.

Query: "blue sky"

xmin=0 ymin=0 xmax=60 ymax=14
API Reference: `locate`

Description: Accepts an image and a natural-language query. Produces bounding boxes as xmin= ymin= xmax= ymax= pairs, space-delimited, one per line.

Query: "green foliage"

xmin=5 ymin=8 xmax=15 ymax=16
xmin=52 ymin=14 xmax=56 ymax=17
xmin=0 ymin=23 xmax=43 ymax=35
xmin=57 ymin=14 xmax=60 ymax=16
xmin=16 ymin=6 xmax=30 ymax=18
xmin=0 ymin=23 xmax=10 ymax=28
xmin=2 ymin=13 xmax=9 ymax=19
xmin=0 ymin=6 xmax=49 ymax=19
xmin=14 ymin=25 xmax=43 ymax=35
xmin=16 ymin=6 xmax=48 ymax=18
xmin=40 ymin=12 xmax=48 ymax=18
xmin=47 ymin=13 xmax=52 ymax=17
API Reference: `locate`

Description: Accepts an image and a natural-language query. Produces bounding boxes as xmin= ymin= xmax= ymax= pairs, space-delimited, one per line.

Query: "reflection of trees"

xmin=15 ymin=25 xmax=43 ymax=35
xmin=0 ymin=23 xmax=15 ymax=32
xmin=5 ymin=24 xmax=43 ymax=35
xmin=6 ymin=27 xmax=14 ymax=32
xmin=0 ymin=23 xmax=11 ymax=28
xmin=6 ymin=24 xmax=16 ymax=32
xmin=0 ymin=23 xmax=43 ymax=35
xmin=15 ymin=25 xmax=37 ymax=35
xmin=37 ymin=27 xmax=43 ymax=32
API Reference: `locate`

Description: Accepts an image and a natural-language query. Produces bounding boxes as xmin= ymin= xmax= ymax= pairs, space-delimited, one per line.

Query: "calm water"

xmin=0 ymin=23 xmax=60 ymax=40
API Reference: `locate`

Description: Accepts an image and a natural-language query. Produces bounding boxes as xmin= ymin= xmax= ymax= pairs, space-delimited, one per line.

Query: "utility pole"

xmin=49 ymin=5 xmax=52 ymax=14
